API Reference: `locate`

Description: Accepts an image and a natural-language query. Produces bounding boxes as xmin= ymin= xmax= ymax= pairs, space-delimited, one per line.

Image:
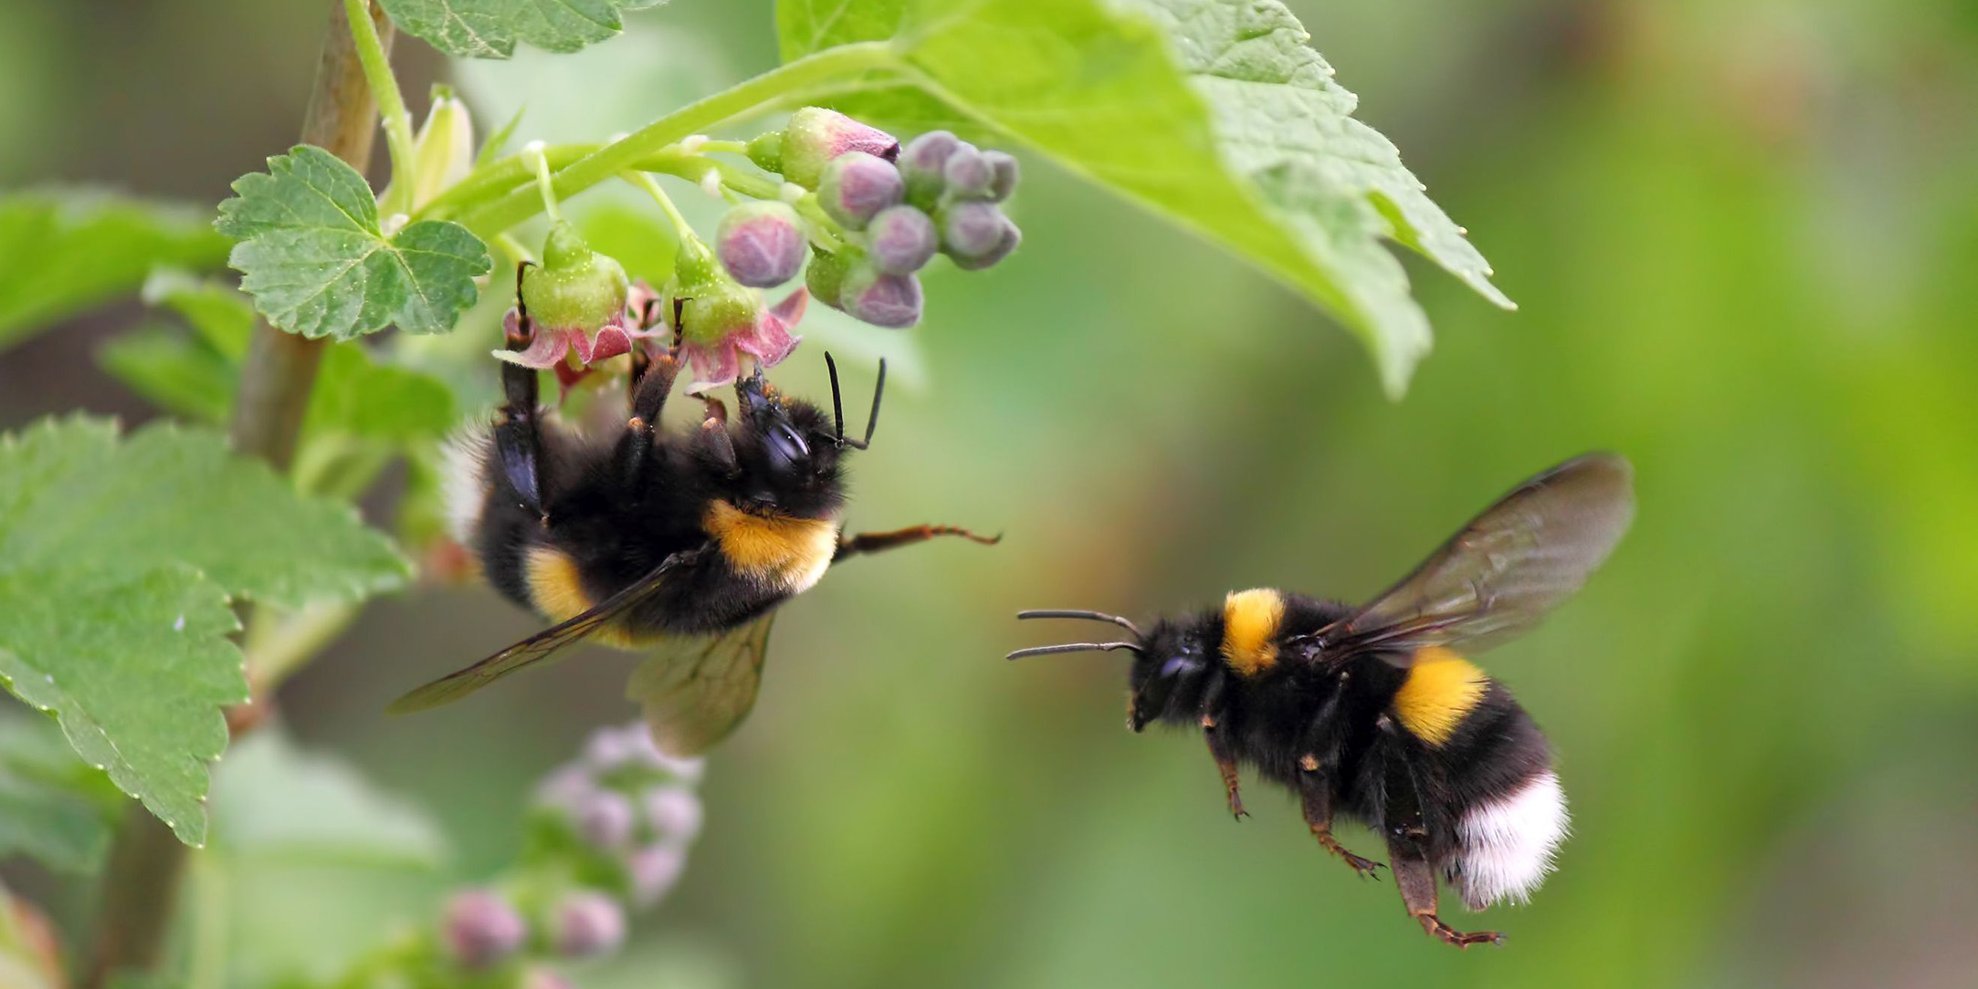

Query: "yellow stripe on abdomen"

xmin=524 ymin=546 xmax=636 ymax=648
xmin=703 ymin=500 xmax=838 ymax=595
xmin=1221 ymin=588 xmax=1286 ymax=676
xmin=1393 ymin=646 xmax=1489 ymax=746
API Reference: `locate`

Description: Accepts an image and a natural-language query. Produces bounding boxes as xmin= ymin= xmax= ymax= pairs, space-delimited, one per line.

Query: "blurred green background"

xmin=5 ymin=0 xmax=1978 ymax=986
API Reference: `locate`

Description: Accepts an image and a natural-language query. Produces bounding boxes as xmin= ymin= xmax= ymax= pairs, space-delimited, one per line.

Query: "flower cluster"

xmin=496 ymin=107 xmax=1022 ymax=395
xmin=434 ymin=722 xmax=705 ymax=987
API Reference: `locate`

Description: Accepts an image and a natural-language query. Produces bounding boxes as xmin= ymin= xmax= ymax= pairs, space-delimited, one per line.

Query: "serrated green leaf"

xmin=377 ymin=0 xmax=669 ymax=59
xmin=0 ymin=419 xmax=414 ymax=844
xmin=216 ymin=145 xmax=491 ymax=340
xmin=0 ymin=190 xmax=230 ymax=352
xmin=777 ymin=0 xmax=1510 ymax=395
xmin=210 ymin=730 xmax=446 ymax=867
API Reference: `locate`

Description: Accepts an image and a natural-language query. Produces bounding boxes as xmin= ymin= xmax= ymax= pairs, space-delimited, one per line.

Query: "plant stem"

xmin=460 ymin=41 xmax=900 ymax=236
xmin=625 ymin=171 xmax=697 ymax=246
xmin=345 ymin=0 xmax=417 ymax=217
xmin=84 ymin=5 xmax=394 ymax=987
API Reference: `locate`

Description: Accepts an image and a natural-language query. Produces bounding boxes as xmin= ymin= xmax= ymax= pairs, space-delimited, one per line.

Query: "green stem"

xmin=624 ymin=171 xmax=698 ymax=247
xmin=413 ymin=144 xmax=598 ymax=223
xmin=344 ymin=0 xmax=417 ymax=217
xmin=460 ymin=41 xmax=900 ymax=236
xmin=527 ymin=144 xmax=565 ymax=222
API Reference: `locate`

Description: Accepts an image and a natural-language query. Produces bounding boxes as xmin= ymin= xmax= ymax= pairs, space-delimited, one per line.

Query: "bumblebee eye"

xmin=765 ymin=422 xmax=809 ymax=467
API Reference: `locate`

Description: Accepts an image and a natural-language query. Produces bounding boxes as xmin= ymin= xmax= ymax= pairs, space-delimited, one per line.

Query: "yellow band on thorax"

xmin=1221 ymin=588 xmax=1286 ymax=676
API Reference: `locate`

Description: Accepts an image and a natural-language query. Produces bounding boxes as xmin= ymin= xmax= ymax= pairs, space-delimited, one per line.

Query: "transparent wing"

xmin=387 ymin=548 xmax=703 ymax=714
xmin=626 ymin=612 xmax=778 ymax=757
xmin=1316 ymin=453 xmax=1635 ymax=663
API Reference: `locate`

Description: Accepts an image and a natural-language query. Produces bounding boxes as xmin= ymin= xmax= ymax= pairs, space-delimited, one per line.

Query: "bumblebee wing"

xmin=1317 ymin=453 xmax=1634 ymax=663
xmin=386 ymin=547 xmax=705 ymax=714
xmin=626 ymin=612 xmax=778 ymax=757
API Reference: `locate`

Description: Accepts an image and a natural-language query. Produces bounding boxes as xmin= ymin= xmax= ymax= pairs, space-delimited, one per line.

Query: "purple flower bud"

xmin=865 ymin=205 xmax=937 ymax=276
xmin=939 ymin=201 xmax=1007 ymax=259
xmin=576 ymin=789 xmax=636 ymax=849
xmin=984 ymin=150 xmax=1019 ymax=201
xmin=535 ymin=765 xmax=594 ymax=812
xmin=716 ymin=201 xmax=808 ymax=287
xmin=551 ymin=891 xmax=627 ymax=958
xmin=806 ymin=249 xmax=852 ymax=310
xmin=943 ymin=146 xmax=994 ymax=200
xmin=898 ymin=131 xmax=960 ymax=207
xmin=951 ymin=218 xmax=1021 ymax=271
xmin=443 ymin=889 xmax=527 ymax=970
xmin=642 ymin=786 xmax=703 ymax=844
xmin=817 ymin=152 xmax=904 ymax=231
xmin=840 ymin=266 xmax=923 ymax=328
xmin=779 ymin=107 xmax=899 ymax=187
xmin=627 ymin=843 xmax=689 ymax=908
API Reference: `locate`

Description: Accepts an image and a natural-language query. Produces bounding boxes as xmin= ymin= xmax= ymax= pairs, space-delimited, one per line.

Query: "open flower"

xmin=675 ymin=287 xmax=807 ymax=393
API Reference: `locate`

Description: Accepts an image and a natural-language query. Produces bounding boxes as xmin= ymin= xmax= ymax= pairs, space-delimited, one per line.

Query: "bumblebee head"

xmin=728 ymin=369 xmax=845 ymax=518
xmin=1012 ymin=609 xmax=1211 ymax=732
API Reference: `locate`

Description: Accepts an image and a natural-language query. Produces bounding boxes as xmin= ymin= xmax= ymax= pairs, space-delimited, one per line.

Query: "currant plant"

xmin=0 ymin=1 xmax=1510 ymax=986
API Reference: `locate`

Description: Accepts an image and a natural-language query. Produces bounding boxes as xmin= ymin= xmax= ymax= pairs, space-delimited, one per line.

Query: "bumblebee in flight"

xmin=1011 ymin=454 xmax=1633 ymax=947
xmin=392 ymin=292 xmax=995 ymax=754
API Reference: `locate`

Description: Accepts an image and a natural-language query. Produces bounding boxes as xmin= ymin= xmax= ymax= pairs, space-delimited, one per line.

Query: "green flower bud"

xmin=398 ymin=86 xmax=475 ymax=211
xmin=521 ymin=222 xmax=630 ymax=333
xmin=778 ymin=107 xmax=899 ymax=188
xmin=745 ymin=131 xmax=784 ymax=173
xmin=805 ymin=248 xmax=853 ymax=310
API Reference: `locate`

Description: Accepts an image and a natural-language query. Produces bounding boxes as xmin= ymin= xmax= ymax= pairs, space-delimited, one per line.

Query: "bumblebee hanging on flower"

xmin=392 ymin=228 xmax=997 ymax=755
xmin=1011 ymin=454 xmax=1634 ymax=947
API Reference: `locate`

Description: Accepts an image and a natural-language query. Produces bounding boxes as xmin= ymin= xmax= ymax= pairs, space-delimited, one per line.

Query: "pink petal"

xmin=680 ymin=338 xmax=741 ymax=394
xmin=578 ymin=324 xmax=634 ymax=364
xmin=493 ymin=328 xmax=571 ymax=369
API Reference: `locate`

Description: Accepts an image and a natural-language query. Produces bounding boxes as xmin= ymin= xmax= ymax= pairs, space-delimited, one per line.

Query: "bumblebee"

xmin=391 ymin=300 xmax=995 ymax=754
xmin=1010 ymin=454 xmax=1633 ymax=947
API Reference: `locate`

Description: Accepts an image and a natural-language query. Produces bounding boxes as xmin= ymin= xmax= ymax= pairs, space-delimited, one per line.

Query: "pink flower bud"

xmin=899 ymin=130 xmax=960 ymax=207
xmin=443 ymin=889 xmax=527 ymax=970
xmin=866 ymin=205 xmax=938 ymax=275
xmin=642 ymin=786 xmax=703 ymax=844
xmin=551 ymin=891 xmax=627 ymax=958
xmin=840 ymin=266 xmax=923 ymax=328
xmin=627 ymin=843 xmax=689 ymax=908
xmin=943 ymin=146 xmax=994 ymax=199
xmin=779 ymin=107 xmax=899 ymax=187
xmin=817 ymin=152 xmax=905 ymax=230
xmin=576 ymin=790 xmax=635 ymax=849
xmin=716 ymin=201 xmax=808 ymax=287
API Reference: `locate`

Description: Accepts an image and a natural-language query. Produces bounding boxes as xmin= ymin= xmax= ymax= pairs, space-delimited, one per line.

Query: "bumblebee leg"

xmin=1197 ymin=671 xmax=1246 ymax=819
xmin=1294 ymin=756 xmax=1383 ymax=878
xmin=1381 ymin=747 xmax=1502 ymax=948
xmin=627 ymin=348 xmax=680 ymax=427
xmin=494 ymin=304 xmax=546 ymax=518
xmin=833 ymin=524 xmax=1001 ymax=562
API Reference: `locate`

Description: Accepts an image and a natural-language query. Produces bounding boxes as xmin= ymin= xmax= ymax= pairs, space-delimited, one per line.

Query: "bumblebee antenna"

xmin=825 ymin=354 xmax=885 ymax=451
xmin=1017 ymin=608 xmax=1143 ymax=638
xmin=1006 ymin=641 xmax=1144 ymax=660
xmin=824 ymin=352 xmax=849 ymax=447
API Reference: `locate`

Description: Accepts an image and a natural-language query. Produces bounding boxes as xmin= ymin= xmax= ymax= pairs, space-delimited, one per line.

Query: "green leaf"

xmin=0 ymin=419 xmax=413 ymax=844
xmin=210 ymin=730 xmax=446 ymax=867
xmin=0 ymin=190 xmax=230 ymax=352
xmin=216 ymin=146 xmax=491 ymax=341
xmin=0 ymin=712 xmax=123 ymax=872
xmin=777 ymin=0 xmax=1510 ymax=395
xmin=377 ymin=0 xmax=669 ymax=59
xmin=101 ymin=274 xmax=458 ymax=452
